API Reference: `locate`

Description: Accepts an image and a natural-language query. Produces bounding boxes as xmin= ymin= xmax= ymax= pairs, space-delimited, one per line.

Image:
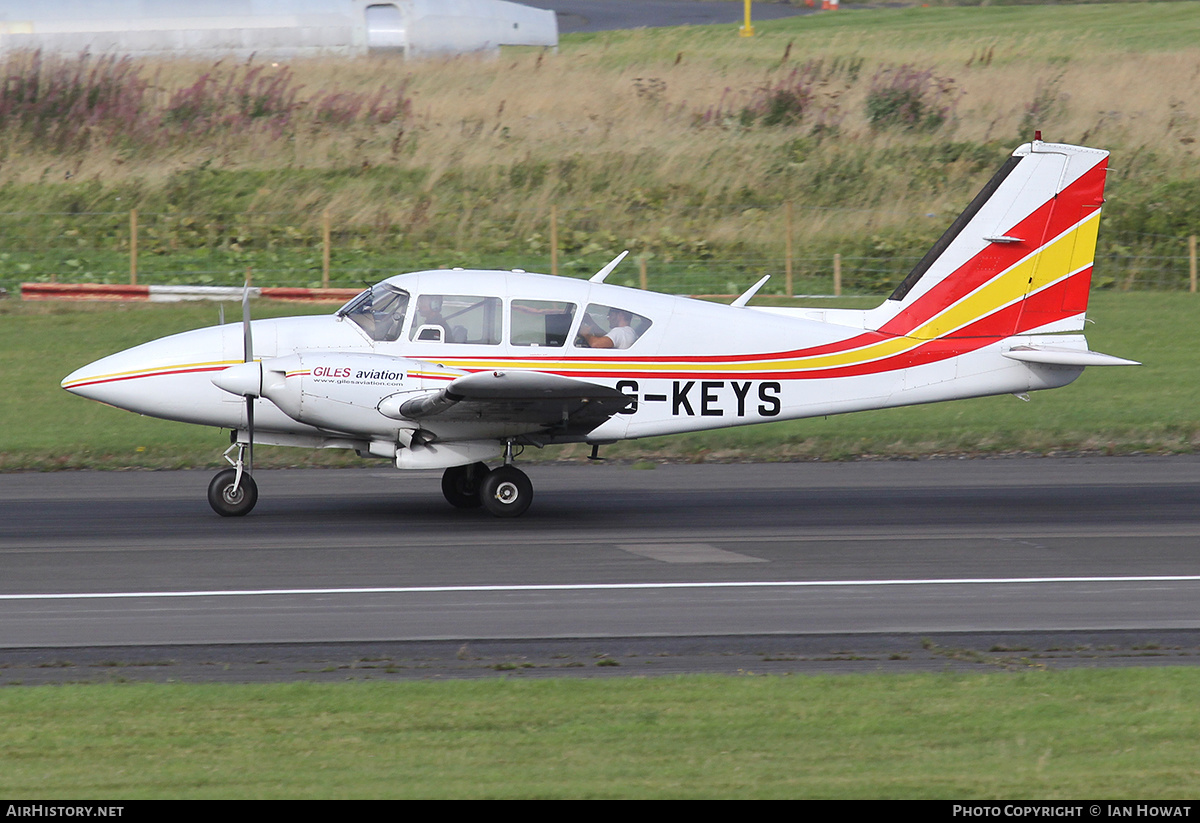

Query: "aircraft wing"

xmin=389 ymin=370 xmax=633 ymax=436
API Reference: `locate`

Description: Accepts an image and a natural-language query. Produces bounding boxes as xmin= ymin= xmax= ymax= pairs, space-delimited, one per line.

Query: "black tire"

xmin=479 ymin=466 xmax=533 ymax=518
xmin=441 ymin=462 xmax=489 ymax=509
xmin=207 ymin=468 xmax=258 ymax=517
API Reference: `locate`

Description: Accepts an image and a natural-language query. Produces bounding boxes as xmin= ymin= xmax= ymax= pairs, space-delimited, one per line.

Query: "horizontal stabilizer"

xmin=1002 ymin=345 xmax=1140 ymax=367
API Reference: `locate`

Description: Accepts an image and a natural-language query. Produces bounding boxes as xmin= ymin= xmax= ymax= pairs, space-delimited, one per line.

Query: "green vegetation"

xmin=1 ymin=291 xmax=1193 ymax=470
xmin=1 ymin=4 xmax=1199 ymax=296
xmin=2 ymin=669 xmax=1199 ymax=799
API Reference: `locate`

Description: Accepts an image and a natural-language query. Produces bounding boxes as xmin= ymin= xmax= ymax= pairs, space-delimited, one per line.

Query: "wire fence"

xmin=1 ymin=211 xmax=1197 ymax=298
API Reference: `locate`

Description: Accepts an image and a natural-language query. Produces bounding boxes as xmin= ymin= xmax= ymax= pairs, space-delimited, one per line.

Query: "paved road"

xmin=3 ymin=458 xmax=1200 ymax=680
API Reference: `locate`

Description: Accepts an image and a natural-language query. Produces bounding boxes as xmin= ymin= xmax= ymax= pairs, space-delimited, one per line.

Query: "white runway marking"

xmin=5 ymin=575 xmax=1200 ymax=601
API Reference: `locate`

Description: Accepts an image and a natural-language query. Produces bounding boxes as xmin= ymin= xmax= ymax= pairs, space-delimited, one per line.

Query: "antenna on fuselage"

xmin=589 ymin=250 xmax=630 ymax=283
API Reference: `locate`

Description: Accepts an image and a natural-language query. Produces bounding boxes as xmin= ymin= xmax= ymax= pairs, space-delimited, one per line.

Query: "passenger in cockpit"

xmin=416 ymin=295 xmax=453 ymax=341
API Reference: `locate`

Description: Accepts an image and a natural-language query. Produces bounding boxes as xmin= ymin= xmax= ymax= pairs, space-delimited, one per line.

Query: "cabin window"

xmin=510 ymin=300 xmax=577 ymax=347
xmin=409 ymin=294 xmax=501 ymax=344
xmin=338 ymin=283 xmax=410 ymax=342
xmin=574 ymin=304 xmax=652 ymax=350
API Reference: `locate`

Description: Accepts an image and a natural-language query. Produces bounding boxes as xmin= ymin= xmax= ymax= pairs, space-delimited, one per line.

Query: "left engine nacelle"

xmin=213 ymin=352 xmax=465 ymax=438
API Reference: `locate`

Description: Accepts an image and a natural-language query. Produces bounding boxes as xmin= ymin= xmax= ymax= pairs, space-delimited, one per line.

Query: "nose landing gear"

xmin=208 ymin=441 xmax=258 ymax=517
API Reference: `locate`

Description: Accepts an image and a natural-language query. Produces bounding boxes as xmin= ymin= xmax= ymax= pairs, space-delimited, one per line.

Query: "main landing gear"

xmin=441 ymin=461 xmax=489 ymax=509
xmin=208 ymin=442 xmax=258 ymax=517
xmin=478 ymin=465 xmax=533 ymax=518
xmin=440 ymin=441 xmax=533 ymax=518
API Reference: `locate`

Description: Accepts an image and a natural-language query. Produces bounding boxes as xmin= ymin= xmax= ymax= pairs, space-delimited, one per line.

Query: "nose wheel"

xmin=209 ymin=441 xmax=258 ymax=516
xmin=208 ymin=468 xmax=258 ymax=516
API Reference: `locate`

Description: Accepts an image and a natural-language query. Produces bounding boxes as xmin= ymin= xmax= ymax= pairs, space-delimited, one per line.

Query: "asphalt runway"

xmin=3 ymin=458 xmax=1200 ymax=681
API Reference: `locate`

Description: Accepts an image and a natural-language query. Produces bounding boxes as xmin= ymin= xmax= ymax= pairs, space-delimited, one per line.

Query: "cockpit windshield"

xmin=338 ymin=283 xmax=410 ymax=342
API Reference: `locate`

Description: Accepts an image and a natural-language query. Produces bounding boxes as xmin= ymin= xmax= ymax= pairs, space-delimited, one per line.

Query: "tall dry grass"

xmin=0 ymin=7 xmax=1198 ymax=282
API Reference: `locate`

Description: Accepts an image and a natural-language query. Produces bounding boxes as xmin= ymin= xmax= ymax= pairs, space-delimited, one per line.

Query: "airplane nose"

xmin=61 ymin=325 xmax=240 ymax=419
xmin=62 ymin=364 xmax=100 ymax=398
xmin=61 ymin=352 xmax=154 ymax=404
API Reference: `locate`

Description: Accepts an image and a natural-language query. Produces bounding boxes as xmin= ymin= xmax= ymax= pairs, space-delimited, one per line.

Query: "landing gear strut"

xmin=209 ymin=442 xmax=258 ymax=517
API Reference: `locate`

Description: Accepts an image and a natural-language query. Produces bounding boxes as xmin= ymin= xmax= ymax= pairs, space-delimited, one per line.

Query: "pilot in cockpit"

xmin=580 ymin=307 xmax=636 ymax=349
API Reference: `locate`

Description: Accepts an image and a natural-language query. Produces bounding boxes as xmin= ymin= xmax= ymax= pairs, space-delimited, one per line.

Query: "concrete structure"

xmin=0 ymin=0 xmax=557 ymax=59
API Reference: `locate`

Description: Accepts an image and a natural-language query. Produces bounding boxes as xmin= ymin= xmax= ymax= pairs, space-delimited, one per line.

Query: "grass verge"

xmin=2 ymin=669 xmax=1199 ymax=799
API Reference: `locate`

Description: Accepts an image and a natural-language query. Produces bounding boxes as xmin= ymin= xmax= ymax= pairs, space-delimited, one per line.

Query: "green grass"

xmin=772 ymin=3 xmax=1200 ymax=54
xmin=2 ymin=669 xmax=1199 ymax=799
xmin=566 ymin=2 xmax=1200 ymax=60
xmin=3 ymin=291 xmax=1194 ymax=470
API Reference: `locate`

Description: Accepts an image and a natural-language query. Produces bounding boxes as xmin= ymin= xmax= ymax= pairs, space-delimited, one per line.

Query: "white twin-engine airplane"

xmin=63 ymin=139 xmax=1136 ymax=517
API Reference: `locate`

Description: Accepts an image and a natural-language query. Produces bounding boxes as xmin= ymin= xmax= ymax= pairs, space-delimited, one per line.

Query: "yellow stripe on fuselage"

xmin=911 ymin=211 xmax=1100 ymax=340
xmin=62 ymin=359 xmax=242 ymax=389
xmin=432 ymin=335 xmax=919 ymax=377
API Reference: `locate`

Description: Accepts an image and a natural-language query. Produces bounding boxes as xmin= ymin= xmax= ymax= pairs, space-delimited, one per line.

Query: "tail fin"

xmin=867 ymin=139 xmax=1109 ymax=341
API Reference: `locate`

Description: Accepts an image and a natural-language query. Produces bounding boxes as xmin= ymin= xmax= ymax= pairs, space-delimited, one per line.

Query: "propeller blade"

xmin=246 ymin=395 xmax=254 ymax=474
xmin=242 ymin=280 xmax=254 ymax=364
xmin=242 ymin=278 xmax=254 ymax=473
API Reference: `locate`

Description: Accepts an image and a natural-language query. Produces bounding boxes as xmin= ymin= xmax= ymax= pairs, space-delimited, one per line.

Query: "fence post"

xmin=784 ymin=201 xmax=794 ymax=297
xmin=322 ymin=209 xmax=332 ymax=289
xmin=833 ymin=253 xmax=842 ymax=297
xmin=129 ymin=209 xmax=138 ymax=286
xmin=1190 ymin=235 xmax=1197 ymax=294
xmin=639 ymin=256 xmax=648 ymax=290
xmin=550 ymin=205 xmax=558 ymax=277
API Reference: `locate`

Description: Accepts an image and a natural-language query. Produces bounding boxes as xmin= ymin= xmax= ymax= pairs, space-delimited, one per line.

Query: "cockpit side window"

xmin=575 ymin=303 xmax=651 ymax=350
xmin=338 ymin=283 xmax=410 ymax=342
xmin=511 ymin=300 xmax=577 ymax=347
xmin=410 ymin=295 xmax=502 ymax=344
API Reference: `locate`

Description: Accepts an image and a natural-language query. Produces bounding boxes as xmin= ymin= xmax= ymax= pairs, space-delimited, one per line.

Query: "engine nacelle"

xmin=218 ymin=352 xmax=466 ymax=438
